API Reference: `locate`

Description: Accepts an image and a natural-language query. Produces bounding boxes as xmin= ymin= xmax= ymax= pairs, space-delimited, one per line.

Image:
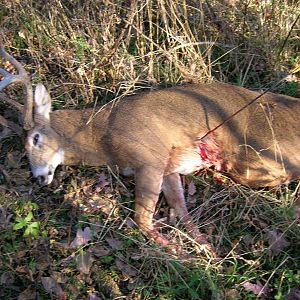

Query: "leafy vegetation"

xmin=0 ymin=0 xmax=299 ymax=299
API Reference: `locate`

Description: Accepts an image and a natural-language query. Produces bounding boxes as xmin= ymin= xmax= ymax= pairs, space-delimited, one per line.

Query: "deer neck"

xmin=51 ymin=108 xmax=110 ymax=167
xmin=60 ymin=138 xmax=107 ymax=166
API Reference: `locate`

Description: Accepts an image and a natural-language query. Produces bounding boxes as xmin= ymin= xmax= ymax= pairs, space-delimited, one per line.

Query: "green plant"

xmin=71 ymin=36 xmax=90 ymax=60
xmin=13 ymin=202 xmax=40 ymax=239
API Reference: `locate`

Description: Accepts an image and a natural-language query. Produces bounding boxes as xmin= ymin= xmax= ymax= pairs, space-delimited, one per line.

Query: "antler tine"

xmin=0 ymin=40 xmax=34 ymax=130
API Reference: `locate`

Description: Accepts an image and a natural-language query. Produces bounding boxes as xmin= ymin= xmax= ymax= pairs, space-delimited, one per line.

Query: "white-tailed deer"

xmin=1 ymin=44 xmax=300 ymax=250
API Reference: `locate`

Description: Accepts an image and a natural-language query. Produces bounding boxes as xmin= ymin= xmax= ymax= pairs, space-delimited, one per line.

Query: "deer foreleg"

xmin=134 ymin=166 xmax=169 ymax=246
xmin=162 ymin=173 xmax=209 ymax=245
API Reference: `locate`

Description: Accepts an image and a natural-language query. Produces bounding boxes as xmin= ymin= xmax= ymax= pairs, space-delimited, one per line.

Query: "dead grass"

xmin=0 ymin=0 xmax=300 ymax=299
xmin=1 ymin=0 xmax=299 ymax=107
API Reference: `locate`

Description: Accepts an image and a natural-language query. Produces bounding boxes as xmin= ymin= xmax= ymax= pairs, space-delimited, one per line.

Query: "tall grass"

xmin=1 ymin=0 xmax=299 ymax=107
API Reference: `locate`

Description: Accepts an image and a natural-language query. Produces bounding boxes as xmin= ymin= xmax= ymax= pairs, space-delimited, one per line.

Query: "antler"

xmin=0 ymin=39 xmax=34 ymax=131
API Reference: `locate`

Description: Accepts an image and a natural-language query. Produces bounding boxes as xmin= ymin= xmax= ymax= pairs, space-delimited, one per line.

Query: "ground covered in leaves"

xmin=1 ymin=132 xmax=300 ymax=299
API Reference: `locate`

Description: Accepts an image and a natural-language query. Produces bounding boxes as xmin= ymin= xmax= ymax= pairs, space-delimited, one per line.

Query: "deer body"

xmin=22 ymin=82 xmax=300 ymax=247
xmin=1 ymin=44 xmax=299 ymax=249
xmin=46 ymin=83 xmax=300 ymax=186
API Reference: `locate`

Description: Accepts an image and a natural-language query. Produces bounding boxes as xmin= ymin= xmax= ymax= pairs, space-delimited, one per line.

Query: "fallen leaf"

xmin=70 ymin=227 xmax=92 ymax=248
xmin=47 ymin=226 xmax=59 ymax=238
xmin=106 ymin=237 xmax=124 ymax=250
xmin=35 ymin=252 xmax=50 ymax=271
xmin=60 ymin=253 xmax=76 ymax=266
xmin=243 ymin=281 xmax=269 ymax=296
xmin=0 ymin=271 xmax=14 ymax=285
xmin=16 ymin=266 xmax=29 ymax=274
xmin=65 ymin=283 xmax=80 ymax=298
xmin=258 ymin=221 xmax=268 ymax=229
xmin=224 ymin=288 xmax=240 ymax=300
xmin=95 ymin=172 xmax=110 ymax=192
xmin=187 ymin=180 xmax=197 ymax=206
xmin=6 ymin=151 xmax=21 ymax=168
xmin=89 ymin=245 xmax=110 ymax=257
xmin=17 ymin=287 xmax=37 ymax=300
xmin=51 ymin=271 xmax=68 ymax=284
xmin=75 ymin=251 xmax=94 ymax=274
xmin=41 ymin=277 xmax=66 ymax=299
xmin=243 ymin=234 xmax=254 ymax=247
xmin=188 ymin=181 xmax=196 ymax=196
xmin=0 ymin=207 xmax=13 ymax=229
xmin=266 ymin=229 xmax=290 ymax=256
xmin=115 ymin=257 xmax=138 ymax=277
xmin=125 ymin=218 xmax=135 ymax=228
xmin=52 ymin=241 xmax=71 ymax=254
xmin=88 ymin=294 xmax=101 ymax=300
xmin=288 ymin=287 xmax=300 ymax=300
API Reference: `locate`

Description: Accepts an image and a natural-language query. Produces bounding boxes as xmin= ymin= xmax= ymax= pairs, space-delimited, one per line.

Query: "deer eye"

xmin=33 ymin=134 xmax=40 ymax=146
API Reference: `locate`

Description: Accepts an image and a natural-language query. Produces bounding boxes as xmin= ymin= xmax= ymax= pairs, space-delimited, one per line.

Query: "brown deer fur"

xmin=22 ymin=82 xmax=300 ymax=248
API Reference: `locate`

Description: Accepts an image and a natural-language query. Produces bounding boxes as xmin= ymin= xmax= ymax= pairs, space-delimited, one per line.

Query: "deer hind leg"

xmin=134 ymin=166 xmax=170 ymax=246
xmin=161 ymin=173 xmax=210 ymax=245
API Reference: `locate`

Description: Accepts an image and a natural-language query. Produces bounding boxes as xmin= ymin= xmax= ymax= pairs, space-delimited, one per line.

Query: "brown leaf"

xmin=51 ymin=271 xmax=68 ymax=284
xmin=89 ymin=245 xmax=110 ymax=257
xmin=125 ymin=218 xmax=135 ymax=228
xmin=95 ymin=172 xmax=110 ymax=192
xmin=41 ymin=277 xmax=65 ymax=299
xmin=17 ymin=287 xmax=37 ymax=300
xmin=65 ymin=283 xmax=80 ymax=298
xmin=60 ymin=254 xmax=76 ymax=267
xmin=47 ymin=227 xmax=59 ymax=238
xmin=188 ymin=181 xmax=196 ymax=196
xmin=0 ymin=271 xmax=14 ymax=285
xmin=243 ymin=234 xmax=254 ymax=247
xmin=36 ymin=254 xmax=50 ymax=271
xmin=88 ymin=294 xmax=101 ymax=300
xmin=224 ymin=289 xmax=240 ymax=300
xmin=187 ymin=180 xmax=197 ymax=206
xmin=115 ymin=257 xmax=138 ymax=277
xmin=243 ymin=281 xmax=269 ymax=296
xmin=16 ymin=266 xmax=29 ymax=273
xmin=75 ymin=251 xmax=94 ymax=274
xmin=6 ymin=151 xmax=21 ymax=168
xmin=258 ymin=221 xmax=268 ymax=229
xmin=0 ymin=208 xmax=13 ymax=230
xmin=52 ymin=241 xmax=71 ymax=254
xmin=288 ymin=288 xmax=300 ymax=300
xmin=266 ymin=229 xmax=290 ymax=256
xmin=15 ymin=249 xmax=28 ymax=259
xmin=70 ymin=227 xmax=92 ymax=248
xmin=106 ymin=237 xmax=124 ymax=250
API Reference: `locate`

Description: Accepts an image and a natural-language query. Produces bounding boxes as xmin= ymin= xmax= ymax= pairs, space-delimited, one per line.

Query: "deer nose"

xmin=36 ymin=175 xmax=46 ymax=185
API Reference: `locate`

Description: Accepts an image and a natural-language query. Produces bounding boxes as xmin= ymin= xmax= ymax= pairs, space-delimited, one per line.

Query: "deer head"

xmin=25 ymin=84 xmax=65 ymax=185
xmin=0 ymin=43 xmax=63 ymax=185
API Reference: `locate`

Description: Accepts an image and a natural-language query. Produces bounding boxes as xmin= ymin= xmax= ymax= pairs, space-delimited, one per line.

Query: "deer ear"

xmin=34 ymin=83 xmax=52 ymax=121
